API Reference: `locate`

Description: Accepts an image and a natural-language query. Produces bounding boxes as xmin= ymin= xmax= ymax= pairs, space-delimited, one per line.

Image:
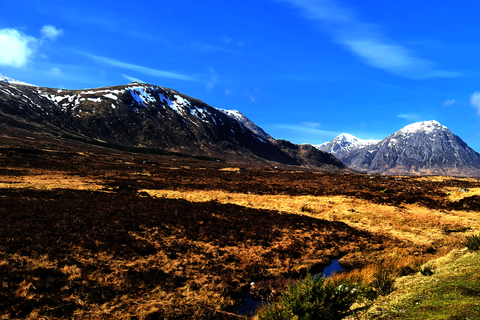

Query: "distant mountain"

xmin=338 ymin=121 xmax=480 ymax=177
xmin=0 ymin=77 xmax=347 ymax=171
xmin=316 ymin=133 xmax=380 ymax=160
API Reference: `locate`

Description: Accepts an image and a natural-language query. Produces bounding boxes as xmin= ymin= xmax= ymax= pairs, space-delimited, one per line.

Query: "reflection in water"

xmin=232 ymin=296 xmax=266 ymax=317
xmin=320 ymin=259 xmax=343 ymax=278
xmin=233 ymin=259 xmax=344 ymax=316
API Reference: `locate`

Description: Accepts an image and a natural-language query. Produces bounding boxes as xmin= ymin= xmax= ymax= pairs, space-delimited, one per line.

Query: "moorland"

xmin=1 ymin=126 xmax=480 ymax=319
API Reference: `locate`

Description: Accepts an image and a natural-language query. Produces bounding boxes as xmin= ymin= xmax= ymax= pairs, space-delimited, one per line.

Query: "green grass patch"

xmin=366 ymin=249 xmax=480 ymax=319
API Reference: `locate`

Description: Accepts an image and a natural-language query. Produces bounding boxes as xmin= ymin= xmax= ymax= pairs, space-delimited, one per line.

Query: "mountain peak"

xmin=316 ymin=133 xmax=380 ymax=160
xmin=398 ymin=120 xmax=447 ymax=135
xmin=337 ymin=133 xmax=357 ymax=142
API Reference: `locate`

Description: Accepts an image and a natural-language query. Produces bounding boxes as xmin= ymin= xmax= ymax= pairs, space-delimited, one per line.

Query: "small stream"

xmin=233 ymin=259 xmax=344 ymax=316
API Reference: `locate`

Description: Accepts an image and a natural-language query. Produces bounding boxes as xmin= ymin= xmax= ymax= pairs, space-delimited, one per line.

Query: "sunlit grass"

xmin=140 ymin=188 xmax=480 ymax=249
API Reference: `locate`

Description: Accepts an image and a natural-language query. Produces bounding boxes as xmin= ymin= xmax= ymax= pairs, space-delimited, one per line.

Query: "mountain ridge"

xmin=0 ymin=77 xmax=347 ymax=171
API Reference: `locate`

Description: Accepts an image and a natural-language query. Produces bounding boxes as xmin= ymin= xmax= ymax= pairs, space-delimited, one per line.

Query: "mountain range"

xmin=317 ymin=121 xmax=480 ymax=177
xmin=0 ymin=76 xmax=345 ymax=171
xmin=3 ymin=75 xmax=480 ymax=177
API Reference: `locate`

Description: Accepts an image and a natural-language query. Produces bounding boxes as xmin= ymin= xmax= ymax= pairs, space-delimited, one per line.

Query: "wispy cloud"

xmin=276 ymin=0 xmax=461 ymax=79
xmin=470 ymin=92 xmax=480 ymax=115
xmin=443 ymin=99 xmax=456 ymax=107
xmin=273 ymin=123 xmax=339 ymax=136
xmin=82 ymin=53 xmax=197 ymax=82
xmin=301 ymin=121 xmax=322 ymax=128
xmin=397 ymin=112 xmax=420 ymax=121
xmin=50 ymin=67 xmax=62 ymax=76
xmin=122 ymin=74 xmax=145 ymax=83
xmin=0 ymin=28 xmax=37 ymax=68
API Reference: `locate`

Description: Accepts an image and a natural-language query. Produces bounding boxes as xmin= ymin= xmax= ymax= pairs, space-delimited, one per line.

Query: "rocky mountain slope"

xmin=0 ymin=77 xmax=345 ymax=171
xmin=337 ymin=121 xmax=480 ymax=176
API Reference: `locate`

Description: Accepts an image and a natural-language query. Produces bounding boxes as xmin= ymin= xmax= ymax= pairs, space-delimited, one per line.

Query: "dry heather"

xmin=1 ymin=129 xmax=480 ymax=319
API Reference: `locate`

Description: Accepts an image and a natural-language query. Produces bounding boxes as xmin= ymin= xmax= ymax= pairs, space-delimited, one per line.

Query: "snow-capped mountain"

xmin=0 ymin=77 xmax=346 ymax=170
xmin=316 ymin=133 xmax=380 ymax=160
xmin=342 ymin=120 xmax=480 ymax=177
xmin=217 ymin=109 xmax=273 ymax=141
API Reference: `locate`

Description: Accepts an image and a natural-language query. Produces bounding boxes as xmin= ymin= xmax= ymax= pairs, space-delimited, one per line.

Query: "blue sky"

xmin=1 ymin=0 xmax=480 ymax=151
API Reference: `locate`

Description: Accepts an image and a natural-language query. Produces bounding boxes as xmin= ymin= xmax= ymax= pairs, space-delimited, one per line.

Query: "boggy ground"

xmin=1 ymin=128 xmax=480 ymax=319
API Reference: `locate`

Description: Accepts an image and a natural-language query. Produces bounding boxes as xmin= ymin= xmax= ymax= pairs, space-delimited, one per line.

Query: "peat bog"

xmin=1 ymin=128 xmax=480 ymax=319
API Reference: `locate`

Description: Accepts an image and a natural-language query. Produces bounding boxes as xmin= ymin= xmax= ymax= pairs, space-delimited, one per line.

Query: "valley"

xmin=1 ymin=127 xmax=480 ymax=319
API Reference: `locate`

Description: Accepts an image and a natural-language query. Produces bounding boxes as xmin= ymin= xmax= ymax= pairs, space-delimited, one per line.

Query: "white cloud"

xmin=82 ymin=53 xmax=197 ymax=81
xmin=470 ymin=92 xmax=480 ymax=115
xmin=276 ymin=0 xmax=460 ymax=79
xmin=0 ymin=28 xmax=37 ymax=68
xmin=122 ymin=74 xmax=145 ymax=83
xmin=41 ymin=25 xmax=63 ymax=41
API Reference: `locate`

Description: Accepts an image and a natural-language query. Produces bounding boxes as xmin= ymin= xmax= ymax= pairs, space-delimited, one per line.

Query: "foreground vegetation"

xmin=1 ymin=128 xmax=480 ymax=318
xmin=364 ymin=248 xmax=480 ymax=319
xmin=255 ymin=247 xmax=480 ymax=320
